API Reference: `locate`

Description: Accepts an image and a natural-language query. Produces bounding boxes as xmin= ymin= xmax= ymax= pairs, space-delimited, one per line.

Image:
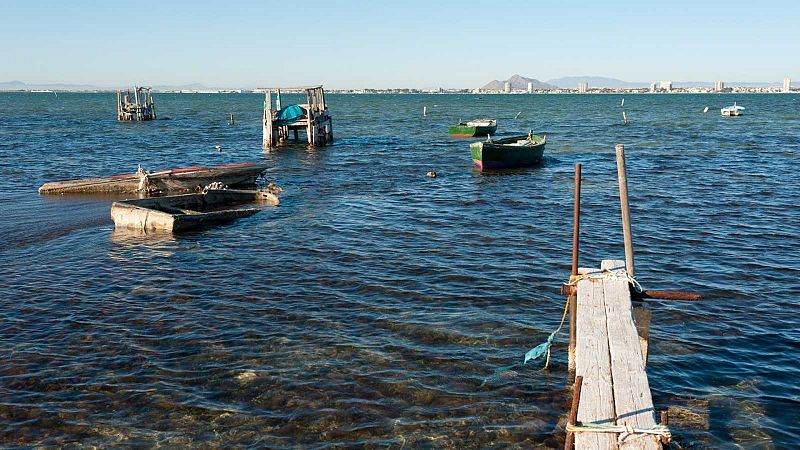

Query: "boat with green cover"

xmin=470 ymin=132 xmax=546 ymax=170
xmin=448 ymin=119 xmax=497 ymax=137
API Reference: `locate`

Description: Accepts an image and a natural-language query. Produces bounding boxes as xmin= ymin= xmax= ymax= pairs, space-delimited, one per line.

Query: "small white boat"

xmin=721 ymin=102 xmax=745 ymax=117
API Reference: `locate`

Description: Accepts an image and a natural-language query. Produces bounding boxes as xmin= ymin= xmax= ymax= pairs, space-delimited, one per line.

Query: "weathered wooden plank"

xmin=600 ymin=259 xmax=660 ymax=450
xmin=575 ymin=272 xmax=617 ymax=450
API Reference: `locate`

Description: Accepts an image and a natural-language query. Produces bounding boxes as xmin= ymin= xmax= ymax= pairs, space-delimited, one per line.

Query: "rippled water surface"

xmin=1 ymin=92 xmax=799 ymax=448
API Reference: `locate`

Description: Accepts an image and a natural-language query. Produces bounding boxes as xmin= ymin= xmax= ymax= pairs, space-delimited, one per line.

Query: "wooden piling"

xmin=615 ymin=144 xmax=635 ymax=277
xmin=230 ymin=113 xmax=234 ymax=126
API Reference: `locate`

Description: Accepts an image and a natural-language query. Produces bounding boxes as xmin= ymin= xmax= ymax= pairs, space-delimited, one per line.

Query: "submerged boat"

xmin=721 ymin=102 xmax=745 ymax=117
xmin=111 ymin=189 xmax=279 ymax=232
xmin=38 ymin=162 xmax=268 ymax=195
xmin=448 ymin=119 xmax=497 ymax=137
xmin=470 ymin=132 xmax=546 ymax=170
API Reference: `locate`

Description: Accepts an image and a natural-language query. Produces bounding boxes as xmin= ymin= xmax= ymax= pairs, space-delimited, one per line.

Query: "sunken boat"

xmin=38 ymin=163 xmax=268 ymax=195
xmin=111 ymin=189 xmax=279 ymax=232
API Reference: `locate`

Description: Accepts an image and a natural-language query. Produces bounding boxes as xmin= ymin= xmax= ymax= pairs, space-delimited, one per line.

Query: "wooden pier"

xmin=558 ymin=145 xmax=700 ymax=449
xmin=261 ymin=85 xmax=332 ymax=148
xmin=117 ymin=86 xmax=156 ymax=121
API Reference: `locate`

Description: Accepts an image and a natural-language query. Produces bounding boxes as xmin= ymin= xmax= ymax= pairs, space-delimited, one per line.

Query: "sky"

xmin=1 ymin=0 xmax=798 ymax=89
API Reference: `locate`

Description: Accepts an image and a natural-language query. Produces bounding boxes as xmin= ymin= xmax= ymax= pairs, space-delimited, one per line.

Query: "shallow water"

xmin=1 ymin=92 xmax=799 ymax=448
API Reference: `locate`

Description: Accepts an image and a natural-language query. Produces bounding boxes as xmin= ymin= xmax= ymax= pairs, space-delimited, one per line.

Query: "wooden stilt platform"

xmin=573 ymin=259 xmax=661 ymax=450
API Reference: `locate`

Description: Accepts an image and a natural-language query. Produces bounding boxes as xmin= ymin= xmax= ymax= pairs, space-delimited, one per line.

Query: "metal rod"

xmin=637 ymin=290 xmax=702 ymax=301
xmin=569 ymin=163 xmax=581 ymax=373
xmin=564 ymin=375 xmax=583 ymax=450
xmin=615 ymin=144 xmax=635 ymax=277
xmin=571 ymin=164 xmax=582 ymax=276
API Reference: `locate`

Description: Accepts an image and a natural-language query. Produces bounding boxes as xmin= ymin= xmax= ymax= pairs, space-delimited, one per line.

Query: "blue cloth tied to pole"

xmin=275 ymin=104 xmax=305 ymax=125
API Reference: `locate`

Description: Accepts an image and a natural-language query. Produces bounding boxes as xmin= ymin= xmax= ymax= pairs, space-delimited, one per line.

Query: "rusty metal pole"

xmin=568 ymin=164 xmax=582 ymax=373
xmin=571 ymin=163 xmax=582 ymax=277
xmin=615 ymin=144 xmax=635 ymax=277
xmin=564 ymin=375 xmax=584 ymax=450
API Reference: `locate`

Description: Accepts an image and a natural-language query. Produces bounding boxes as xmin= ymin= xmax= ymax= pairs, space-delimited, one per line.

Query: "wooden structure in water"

xmin=261 ymin=85 xmax=332 ymax=148
xmin=117 ymin=86 xmax=156 ymax=121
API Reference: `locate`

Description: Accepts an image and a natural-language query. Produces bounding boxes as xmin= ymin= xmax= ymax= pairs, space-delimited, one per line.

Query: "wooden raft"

xmin=575 ymin=259 xmax=660 ymax=450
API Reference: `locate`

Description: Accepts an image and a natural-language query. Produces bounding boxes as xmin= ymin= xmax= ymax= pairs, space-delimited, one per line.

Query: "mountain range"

xmin=0 ymin=81 xmax=217 ymax=91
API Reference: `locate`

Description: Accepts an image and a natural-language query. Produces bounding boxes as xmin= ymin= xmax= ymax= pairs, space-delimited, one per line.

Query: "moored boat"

xmin=448 ymin=119 xmax=497 ymax=137
xmin=721 ymin=102 xmax=745 ymax=117
xmin=111 ymin=189 xmax=279 ymax=232
xmin=38 ymin=162 xmax=268 ymax=195
xmin=470 ymin=132 xmax=546 ymax=170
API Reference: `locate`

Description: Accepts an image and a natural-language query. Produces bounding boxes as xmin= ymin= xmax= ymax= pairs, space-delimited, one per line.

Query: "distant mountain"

xmin=0 ymin=80 xmax=107 ymax=91
xmin=546 ymin=76 xmax=649 ymax=89
xmin=0 ymin=81 xmax=219 ymax=92
xmin=481 ymin=74 xmax=557 ymax=91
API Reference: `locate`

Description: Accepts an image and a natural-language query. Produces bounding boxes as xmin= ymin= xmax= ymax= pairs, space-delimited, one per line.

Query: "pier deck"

xmin=574 ymin=259 xmax=661 ymax=450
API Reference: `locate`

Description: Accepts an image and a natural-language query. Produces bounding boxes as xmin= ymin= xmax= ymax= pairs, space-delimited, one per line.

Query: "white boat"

xmin=721 ymin=102 xmax=745 ymax=117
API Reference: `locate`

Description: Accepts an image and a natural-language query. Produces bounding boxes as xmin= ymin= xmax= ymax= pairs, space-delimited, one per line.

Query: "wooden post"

xmin=263 ymin=91 xmax=273 ymax=149
xmin=615 ymin=144 xmax=635 ymax=277
xmin=569 ymin=163 xmax=581 ymax=373
xmin=230 ymin=113 xmax=234 ymax=126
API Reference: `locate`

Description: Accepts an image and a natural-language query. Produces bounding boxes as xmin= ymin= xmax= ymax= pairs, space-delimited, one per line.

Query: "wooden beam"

xmin=600 ymin=259 xmax=660 ymax=450
xmin=575 ymin=272 xmax=616 ymax=450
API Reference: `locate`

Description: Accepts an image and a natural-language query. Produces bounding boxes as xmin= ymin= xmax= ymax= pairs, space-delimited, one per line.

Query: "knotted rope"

xmin=566 ymin=267 xmax=643 ymax=293
xmin=566 ymin=422 xmax=671 ymax=444
xmin=523 ymin=268 xmax=644 ymax=368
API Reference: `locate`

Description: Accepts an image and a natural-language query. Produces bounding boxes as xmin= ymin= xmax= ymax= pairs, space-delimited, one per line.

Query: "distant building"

xmin=578 ymin=81 xmax=589 ymax=93
xmin=649 ymin=82 xmax=658 ymax=93
xmin=527 ymin=82 xmax=533 ymax=93
xmin=503 ymin=81 xmax=511 ymax=93
xmin=660 ymin=81 xmax=673 ymax=91
xmin=714 ymin=80 xmax=725 ymax=92
xmin=784 ymin=78 xmax=792 ymax=92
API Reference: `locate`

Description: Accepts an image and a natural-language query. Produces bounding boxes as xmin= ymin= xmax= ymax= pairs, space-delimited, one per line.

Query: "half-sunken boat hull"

xmin=470 ymin=135 xmax=546 ymax=170
xmin=39 ymin=163 xmax=268 ymax=195
xmin=111 ymin=189 xmax=278 ymax=232
xmin=448 ymin=124 xmax=498 ymax=138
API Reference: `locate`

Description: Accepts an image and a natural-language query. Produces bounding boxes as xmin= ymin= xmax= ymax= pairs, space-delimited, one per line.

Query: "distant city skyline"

xmin=1 ymin=0 xmax=798 ymax=89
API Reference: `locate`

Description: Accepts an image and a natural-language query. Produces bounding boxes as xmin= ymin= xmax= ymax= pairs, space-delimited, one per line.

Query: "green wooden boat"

xmin=470 ymin=132 xmax=546 ymax=170
xmin=448 ymin=119 xmax=497 ymax=137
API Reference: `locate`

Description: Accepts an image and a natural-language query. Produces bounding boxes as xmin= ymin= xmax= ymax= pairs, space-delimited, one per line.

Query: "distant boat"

xmin=448 ymin=119 xmax=497 ymax=137
xmin=470 ymin=131 xmax=546 ymax=170
xmin=721 ymin=102 xmax=745 ymax=117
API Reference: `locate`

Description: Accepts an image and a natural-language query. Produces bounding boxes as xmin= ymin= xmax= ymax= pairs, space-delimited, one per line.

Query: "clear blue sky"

xmin=1 ymin=0 xmax=798 ymax=88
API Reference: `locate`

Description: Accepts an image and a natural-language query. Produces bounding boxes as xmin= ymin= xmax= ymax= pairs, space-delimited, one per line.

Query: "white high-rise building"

xmin=784 ymin=78 xmax=792 ymax=92
xmin=660 ymin=81 xmax=673 ymax=91
xmin=503 ymin=81 xmax=511 ymax=93
xmin=578 ymin=82 xmax=589 ymax=93
xmin=528 ymin=82 xmax=533 ymax=93
xmin=714 ymin=80 xmax=725 ymax=92
xmin=649 ymin=82 xmax=658 ymax=93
